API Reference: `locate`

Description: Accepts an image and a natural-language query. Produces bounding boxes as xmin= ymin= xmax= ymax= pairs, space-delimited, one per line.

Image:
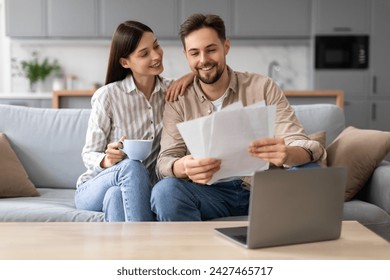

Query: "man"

xmin=151 ymin=14 xmax=326 ymax=221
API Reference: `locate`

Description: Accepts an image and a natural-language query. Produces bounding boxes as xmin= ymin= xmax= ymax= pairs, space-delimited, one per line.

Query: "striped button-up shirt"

xmin=77 ymin=75 xmax=171 ymax=187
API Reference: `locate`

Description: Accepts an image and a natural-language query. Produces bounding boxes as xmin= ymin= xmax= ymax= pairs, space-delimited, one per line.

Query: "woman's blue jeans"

xmin=151 ymin=162 xmax=320 ymax=221
xmin=75 ymin=159 xmax=154 ymax=222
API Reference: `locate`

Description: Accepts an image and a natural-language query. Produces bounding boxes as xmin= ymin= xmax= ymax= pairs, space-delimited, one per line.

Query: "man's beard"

xmin=196 ymin=64 xmax=224 ymax=84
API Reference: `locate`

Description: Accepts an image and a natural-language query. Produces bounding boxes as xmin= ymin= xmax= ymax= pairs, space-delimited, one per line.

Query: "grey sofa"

xmin=0 ymin=104 xmax=104 ymax=222
xmin=0 ymin=104 xmax=389 ymax=241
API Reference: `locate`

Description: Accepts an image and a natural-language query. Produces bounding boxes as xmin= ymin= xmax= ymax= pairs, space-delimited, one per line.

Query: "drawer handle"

xmin=333 ymin=27 xmax=352 ymax=32
xmin=372 ymin=103 xmax=377 ymax=121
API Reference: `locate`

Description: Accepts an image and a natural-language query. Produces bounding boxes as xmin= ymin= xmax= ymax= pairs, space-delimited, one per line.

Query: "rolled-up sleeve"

xmin=288 ymin=139 xmax=327 ymax=166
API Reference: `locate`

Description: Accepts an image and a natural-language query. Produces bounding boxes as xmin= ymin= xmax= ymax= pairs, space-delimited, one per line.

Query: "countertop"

xmin=0 ymin=92 xmax=52 ymax=99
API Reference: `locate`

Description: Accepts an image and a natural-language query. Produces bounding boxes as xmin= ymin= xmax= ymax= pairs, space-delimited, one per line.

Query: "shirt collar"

xmin=193 ymin=66 xmax=237 ymax=103
xmin=226 ymin=66 xmax=238 ymax=94
xmin=122 ymin=74 xmax=165 ymax=95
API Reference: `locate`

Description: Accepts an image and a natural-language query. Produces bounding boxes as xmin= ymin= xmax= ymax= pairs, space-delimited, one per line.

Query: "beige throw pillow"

xmin=326 ymin=126 xmax=390 ymax=201
xmin=0 ymin=133 xmax=39 ymax=197
xmin=308 ymin=131 xmax=326 ymax=147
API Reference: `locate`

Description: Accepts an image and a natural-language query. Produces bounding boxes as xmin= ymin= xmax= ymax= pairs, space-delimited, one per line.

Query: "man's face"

xmin=183 ymin=27 xmax=229 ymax=84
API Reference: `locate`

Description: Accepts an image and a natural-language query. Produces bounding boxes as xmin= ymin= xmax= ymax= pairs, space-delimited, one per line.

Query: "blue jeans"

xmin=75 ymin=159 xmax=154 ymax=222
xmin=151 ymin=178 xmax=250 ymax=221
xmin=151 ymin=163 xmax=320 ymax=221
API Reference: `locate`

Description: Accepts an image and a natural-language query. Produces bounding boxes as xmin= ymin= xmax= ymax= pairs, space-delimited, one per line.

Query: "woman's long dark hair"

xmin=105 ymin=21 xmax=154 ymax=85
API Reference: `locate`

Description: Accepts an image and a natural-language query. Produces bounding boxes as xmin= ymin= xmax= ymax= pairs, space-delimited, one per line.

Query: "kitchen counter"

xmin=0 ymin=92 xmax=53 ymax=108
xmin=0 ymin=91 xmax=94 ymax=108
xmin=0 ymin=92 xmax=52 ymax=99
xmin=52 ymin=90 xmax=94 ymax=108
xmin=284 ymin=90 xmax=344 ymax=108
xmin=0 ymin=90 xmax=344 ymax=109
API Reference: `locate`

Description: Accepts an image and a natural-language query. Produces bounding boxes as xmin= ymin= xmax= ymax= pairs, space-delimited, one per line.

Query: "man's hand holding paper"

xmin=174 ymin=155 xmax=221 ymax=185
xmin=176 ymin=101 xmax=276 ymax=184
xmin=248 ymin=137 xmax=288 ymax=167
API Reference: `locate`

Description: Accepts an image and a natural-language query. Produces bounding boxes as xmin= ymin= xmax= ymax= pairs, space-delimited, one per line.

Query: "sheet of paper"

xmin=177 ymin=116 xmax=210 ymax=157
xmin=176 ymin=101 xmax=276 ymax=185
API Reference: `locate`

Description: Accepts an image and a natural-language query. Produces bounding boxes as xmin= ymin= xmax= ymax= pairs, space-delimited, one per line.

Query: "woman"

xmin=75 ymin=21 xmax=193 ymax=222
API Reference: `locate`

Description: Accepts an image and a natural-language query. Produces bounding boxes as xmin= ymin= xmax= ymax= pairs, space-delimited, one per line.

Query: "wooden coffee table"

xmin=0 ymin=221 xmax=389 ymax=260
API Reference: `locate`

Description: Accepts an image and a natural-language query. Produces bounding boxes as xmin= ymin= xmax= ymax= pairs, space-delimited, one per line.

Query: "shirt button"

xmin=151 ymin=120 xmax=153 ymax=124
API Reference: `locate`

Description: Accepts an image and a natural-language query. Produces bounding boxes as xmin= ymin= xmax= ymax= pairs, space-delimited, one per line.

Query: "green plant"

xmin=21 ymin=52 xmax=61 ymax=84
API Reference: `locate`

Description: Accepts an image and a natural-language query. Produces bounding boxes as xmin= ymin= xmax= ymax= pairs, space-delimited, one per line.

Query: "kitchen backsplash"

xmin=9 ymin=40 xmax=311 ymax=92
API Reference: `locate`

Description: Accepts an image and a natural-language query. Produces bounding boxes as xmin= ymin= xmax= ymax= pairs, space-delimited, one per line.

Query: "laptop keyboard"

xmin=232 ymin=234 xmax=247 ymax=244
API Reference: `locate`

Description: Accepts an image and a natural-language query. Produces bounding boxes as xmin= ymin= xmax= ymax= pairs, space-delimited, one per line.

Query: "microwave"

xmin=315 ymin=35 xmax=369 ymax=69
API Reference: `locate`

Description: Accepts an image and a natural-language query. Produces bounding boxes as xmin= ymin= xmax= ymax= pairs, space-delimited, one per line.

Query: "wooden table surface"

xmin=0 ymin=221 xmax=389 ymax=260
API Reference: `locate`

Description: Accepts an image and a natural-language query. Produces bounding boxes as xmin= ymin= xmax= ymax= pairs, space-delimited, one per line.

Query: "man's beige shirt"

xmin=157 ymin=67 xmax=326 ymax=185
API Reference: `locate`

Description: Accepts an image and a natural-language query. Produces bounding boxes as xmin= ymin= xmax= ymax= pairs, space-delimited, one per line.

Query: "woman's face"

xmin=120 ymin=31 xmax=164 ymax=78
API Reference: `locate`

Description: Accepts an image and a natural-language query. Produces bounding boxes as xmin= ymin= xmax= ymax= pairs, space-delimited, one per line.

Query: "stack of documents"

xmin=177 ymin=101 xmax=276 ymax=184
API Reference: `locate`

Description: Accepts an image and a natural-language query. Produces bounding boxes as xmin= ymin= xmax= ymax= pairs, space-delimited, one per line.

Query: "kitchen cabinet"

xmin=314 ymin=0 xmax=370 ymax=34
xmin=5 ymin=0 xmax=46 ymax=37
xmin=313 ymin=0 xmax=390 ymax=132
xmin=5 ymin=0 xmax=313 ymax=39
xmin=343 ymin=99 xmax=370 ymax=129
xmin=314 ymin=70 xmax=370 ymax=128
xmin=99 ymin=0 xmax=179 ymax=38
xmin=314 ymin=71 xmax=370 ymax=99
xmin=232 ymin=0 xmax=311 ymax=38
xmin=369 ymin=99 xmax=390 ymax=131
xmin=370 ymin=0 xmax=390 ymax=97
xmin=368 ymin=0 xmax=390 ymax=132
xmin=5 ymin=0 xmax=98 ymax=38
xmin=179 ymin=0 xmax=232 ymax=36
xmin=47 ymin=0 xmax=98 ymax=37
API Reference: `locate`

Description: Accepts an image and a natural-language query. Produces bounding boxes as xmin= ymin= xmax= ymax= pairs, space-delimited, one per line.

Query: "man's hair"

xmin=179 ymin=14 xmax=226 ymax=48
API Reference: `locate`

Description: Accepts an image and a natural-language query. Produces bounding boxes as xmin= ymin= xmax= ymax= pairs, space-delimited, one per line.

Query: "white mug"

xmin=119 ymin=139 xmax=153 ymax=161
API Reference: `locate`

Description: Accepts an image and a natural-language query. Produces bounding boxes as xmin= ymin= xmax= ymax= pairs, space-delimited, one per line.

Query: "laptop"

xmin=215 ymin=166 xmax=347 ymax=249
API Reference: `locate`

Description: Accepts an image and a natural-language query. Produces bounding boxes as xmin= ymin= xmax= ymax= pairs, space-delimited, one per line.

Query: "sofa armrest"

xmin=364 ymin=161 xmax=390 ymax=214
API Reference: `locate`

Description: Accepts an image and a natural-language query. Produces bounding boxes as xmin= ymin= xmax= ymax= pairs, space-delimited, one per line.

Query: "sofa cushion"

xmin=0 ymin=105 xmax=90 ymax=189
xmin=327 ymin=126 xmax=390 ymax=201
xmin=363 ymin=161 xmax=390 ymax=214
xmin=0 ymin=133 xmax=39 ymax=198
xmin=0 ymin=188 xmax=104 ymax=222
xmin=292 ymin=104 xmax=345 ymax=147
